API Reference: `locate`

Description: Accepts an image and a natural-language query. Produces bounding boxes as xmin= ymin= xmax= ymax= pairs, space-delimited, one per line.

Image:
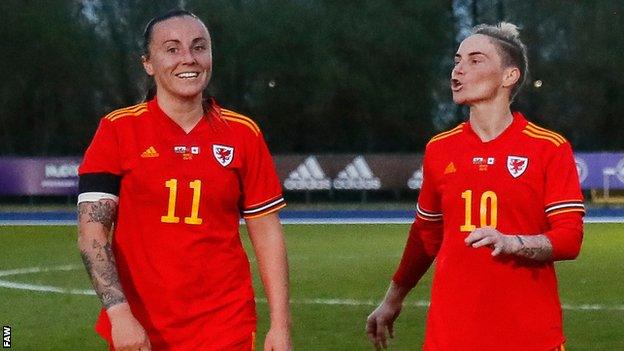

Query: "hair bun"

xmin=498 ymin=22 xmax=520 ymax=38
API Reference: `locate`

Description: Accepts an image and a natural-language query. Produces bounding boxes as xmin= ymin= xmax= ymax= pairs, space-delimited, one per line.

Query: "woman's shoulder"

xmin=218 ymin=107 xmax=262 ymax=137
xmin=520 ymin=120 xmax=569 ymax=148
xmin=426 ymin=122 xmax=467 ymax=148
xmin=101 ymin=102 xmax=149 ymax=124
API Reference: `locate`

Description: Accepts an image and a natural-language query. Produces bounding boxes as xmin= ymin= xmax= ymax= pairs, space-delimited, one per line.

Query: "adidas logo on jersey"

xmin=141 ymin=146 xmax=159 ymax=158
xmin=284 ymin=156 xmax=331 ymax=190
xmin=333 ymin=156 xmax=381 ymax=190
xmin=407 ymin=166 xmax=424 ymax=189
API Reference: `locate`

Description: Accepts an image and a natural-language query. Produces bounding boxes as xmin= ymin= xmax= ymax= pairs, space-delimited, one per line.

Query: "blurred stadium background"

xmin=1 ymin=0 xmax=623 ymax=350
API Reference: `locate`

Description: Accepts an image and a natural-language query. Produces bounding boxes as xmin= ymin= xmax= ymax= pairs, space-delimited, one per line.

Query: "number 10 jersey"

xmin=394 ymin=112 xmax=585 ymax=351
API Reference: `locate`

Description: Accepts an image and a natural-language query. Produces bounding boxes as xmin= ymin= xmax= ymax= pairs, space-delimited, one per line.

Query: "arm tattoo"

xmin=78 ymin=200 xmax=125 ymax=309
xmin=80 ymin=239 xmax=127 ymax=309
xmin=515 ymin=234 xmax=553 ymax=261
xmin=84 ymin=200 xmax=117 ymax=232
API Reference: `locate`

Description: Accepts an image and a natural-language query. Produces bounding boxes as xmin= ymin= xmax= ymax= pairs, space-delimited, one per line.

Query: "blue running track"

xmin=0 ymin=208 xmax=623 ymax=225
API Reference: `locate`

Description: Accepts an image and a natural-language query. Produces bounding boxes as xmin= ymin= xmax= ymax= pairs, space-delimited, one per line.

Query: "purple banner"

xmin=575 ymin=152 xmax=624 ymax=190
xmin=0 ymin=153 xmax=623 ymax=196
xmin=0 ymin=157 xmax=81 ymax=195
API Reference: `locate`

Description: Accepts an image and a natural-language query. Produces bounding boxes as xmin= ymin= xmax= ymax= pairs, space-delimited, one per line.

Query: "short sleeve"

xmin=543 ymin=142 xmax=585 ymax=217
xmin=79 ymin=118 xmax=122 ymax=176
xmin=77 ymin=118 xmax=122 ymax=202
xmin=416 ymin=148 xmax=442 ymax=222
xmin=240 ymin=131 xmax=285 ymax=219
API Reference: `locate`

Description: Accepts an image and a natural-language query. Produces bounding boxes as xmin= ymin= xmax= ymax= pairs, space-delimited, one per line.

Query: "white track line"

xmin=0 ymin=265 xmax=622 ymax=312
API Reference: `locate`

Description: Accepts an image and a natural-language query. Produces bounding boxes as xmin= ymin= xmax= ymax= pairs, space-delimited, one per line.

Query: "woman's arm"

xmin=246 ymin=212 xmax=292 ymax=351
xmin=78 ymin=199 xmax=150 ymax=350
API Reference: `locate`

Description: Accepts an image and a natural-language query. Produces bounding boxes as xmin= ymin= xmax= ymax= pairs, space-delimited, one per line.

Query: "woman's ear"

xmin=142 ymin=54 xmax=154 ymax=76
xmin=502 ymin=67 xmax=521 ymax=88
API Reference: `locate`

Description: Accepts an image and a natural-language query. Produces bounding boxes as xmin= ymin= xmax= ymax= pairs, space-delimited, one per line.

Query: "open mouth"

xmin=451 ymin=79 xmax=463 ymax=92
xmin=175 ymin=72 xmax=200 ymax=79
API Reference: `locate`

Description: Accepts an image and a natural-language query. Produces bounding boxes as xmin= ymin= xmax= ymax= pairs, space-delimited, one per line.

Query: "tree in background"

xmin=0 ymin=0 xmax=622 ymax=155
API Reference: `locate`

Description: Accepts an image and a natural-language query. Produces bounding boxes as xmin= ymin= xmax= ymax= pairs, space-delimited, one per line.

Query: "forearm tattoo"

xmin=515 ymin=234 xmax=553 ymax=261
xmin=78 ymin=201 xmax=126 ymax=309
xmin=83 ymin=200 xmax=116 ymax=232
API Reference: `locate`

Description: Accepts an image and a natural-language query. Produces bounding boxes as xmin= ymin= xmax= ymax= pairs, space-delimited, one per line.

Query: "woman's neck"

xmin=468 ymin=100 xmax=513 ymax=142
xmin=156 ymin=91 xmax=204 ymax=133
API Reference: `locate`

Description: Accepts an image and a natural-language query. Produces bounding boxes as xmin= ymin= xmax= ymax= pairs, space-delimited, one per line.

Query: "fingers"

xmin=365 ymin=317 xmax=379 ymax=347
xmin=376 ymin=319 xmax=389 ymax=349
xmin=465 ymin=227 xmax=502 ymax=248
xmin=491 ymin=244 xmax=503 ymax=256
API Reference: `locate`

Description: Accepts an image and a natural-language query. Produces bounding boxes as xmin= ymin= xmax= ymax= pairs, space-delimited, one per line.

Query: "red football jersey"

xmin=394 ymin=112 xmax=584 ymax=351
xmin=79 ymin=98 xmax=285 ymax=350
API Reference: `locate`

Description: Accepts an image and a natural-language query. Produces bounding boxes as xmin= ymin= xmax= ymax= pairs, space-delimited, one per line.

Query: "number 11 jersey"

xmin=79 ymin=98 xmax=285 ymax=350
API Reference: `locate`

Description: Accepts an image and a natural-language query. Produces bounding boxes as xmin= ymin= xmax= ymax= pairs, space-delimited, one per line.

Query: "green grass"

xmin=0 ymin=224 xmax=622 ymax=350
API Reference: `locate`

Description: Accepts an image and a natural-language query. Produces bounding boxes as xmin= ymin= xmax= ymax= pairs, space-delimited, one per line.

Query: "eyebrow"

xmin=455 ymin=51 xmax=488 ymax=58
xmin=162 ymin=37 xmax=208 ymax=45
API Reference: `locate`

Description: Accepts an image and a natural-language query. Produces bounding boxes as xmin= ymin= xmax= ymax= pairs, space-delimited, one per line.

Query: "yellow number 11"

xmin=161 ymin=179 xmax=203 ymax=225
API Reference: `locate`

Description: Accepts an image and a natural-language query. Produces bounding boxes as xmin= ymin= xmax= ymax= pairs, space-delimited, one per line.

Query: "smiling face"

xmin=142 ymin=16 xmax=212 ymax=101
xmin=450 ymin=34 xmax=519 ymax=105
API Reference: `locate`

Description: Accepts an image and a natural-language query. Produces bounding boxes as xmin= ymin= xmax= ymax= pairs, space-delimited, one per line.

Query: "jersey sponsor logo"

xmin=141 ymin=146 xmax=159 ymax=158
xmin=191 ymin=146 xmax=200 ymax=155
xmin=507 ymin=156 xmax=528 ymax=178
xmin=284 ymin=156 xmax=331 ymax=190
xmin=407 ymin=166 xmax=424 ymax=189
xmin=213 ymin=144 xmax=234 ymax=167
xmin=174 ymin=146 xmax=187 ymax=153
xmin=444 ymin=162 xmax=456 ymax=174
xmin=333 ymin=156 xmax=381 ymax=190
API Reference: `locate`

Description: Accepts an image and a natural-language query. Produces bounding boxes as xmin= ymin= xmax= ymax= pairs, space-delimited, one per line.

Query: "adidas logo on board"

xmin=284 ymin=156 xmax=331 ymax=190
xmin=333 ymin=156 xmax=381 ymax=190
xmin=407 ymin=166 xmax=424 ymax=189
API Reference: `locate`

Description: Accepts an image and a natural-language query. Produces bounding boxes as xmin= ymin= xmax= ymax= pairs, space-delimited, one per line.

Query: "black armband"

xmin=78 ymin=173 xmax=121 ymax=196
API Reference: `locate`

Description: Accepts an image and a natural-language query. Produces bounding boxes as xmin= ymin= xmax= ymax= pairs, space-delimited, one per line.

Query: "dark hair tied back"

xmin=142 ymin=9 xmax=200 ymax=56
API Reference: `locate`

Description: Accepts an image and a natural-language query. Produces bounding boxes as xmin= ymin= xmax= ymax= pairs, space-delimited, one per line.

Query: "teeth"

xmin=177 ymin=72 xmax=199 ymax=78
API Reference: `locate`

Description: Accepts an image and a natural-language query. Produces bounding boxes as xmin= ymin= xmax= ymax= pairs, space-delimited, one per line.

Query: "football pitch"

xmin=0 ymin=223 xmax=622 ymax=350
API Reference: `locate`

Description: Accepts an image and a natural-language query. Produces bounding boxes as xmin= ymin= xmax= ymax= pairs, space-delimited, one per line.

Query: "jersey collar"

xmin=464 ymin=111 xmax=528 ymax=145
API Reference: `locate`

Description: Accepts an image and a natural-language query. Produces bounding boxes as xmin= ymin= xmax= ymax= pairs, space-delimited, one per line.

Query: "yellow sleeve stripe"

xmin=108 ymin=107 xmax=148 ymax=122
xmin=221 ymin=109 xmax=261 ymax=132
xmin=526 ymin=123 xmax=566 ymax=143
xmin=428 ymin=123 xmax=465 ymax=145
xmin=222 ymin=115 xmax=261 ymax=136
xmin=431 ymin=123 xmax=464 ymax=140
xmin=522 ymin=129 xmax=562 ymax=146
xmin=104 ymin=103 xmax=147 ymax=121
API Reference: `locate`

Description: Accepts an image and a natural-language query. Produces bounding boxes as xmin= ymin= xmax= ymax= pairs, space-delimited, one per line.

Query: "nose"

xmin=452 ymin=62 xmax=463 ymax=78
xmin=180 ymin=48 xmax=197 ymax=65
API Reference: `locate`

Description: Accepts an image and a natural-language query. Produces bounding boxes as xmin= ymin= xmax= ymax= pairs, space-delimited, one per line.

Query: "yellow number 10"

xmin=161 ymin=179 xmax=203 ymax=225
xmin=460 ymin=190 xmax=497 ymax=232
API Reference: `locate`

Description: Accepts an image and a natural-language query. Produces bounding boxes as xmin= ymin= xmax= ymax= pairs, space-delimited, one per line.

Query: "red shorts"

xmin=108 ymin=332 xmax=255 ymax=351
